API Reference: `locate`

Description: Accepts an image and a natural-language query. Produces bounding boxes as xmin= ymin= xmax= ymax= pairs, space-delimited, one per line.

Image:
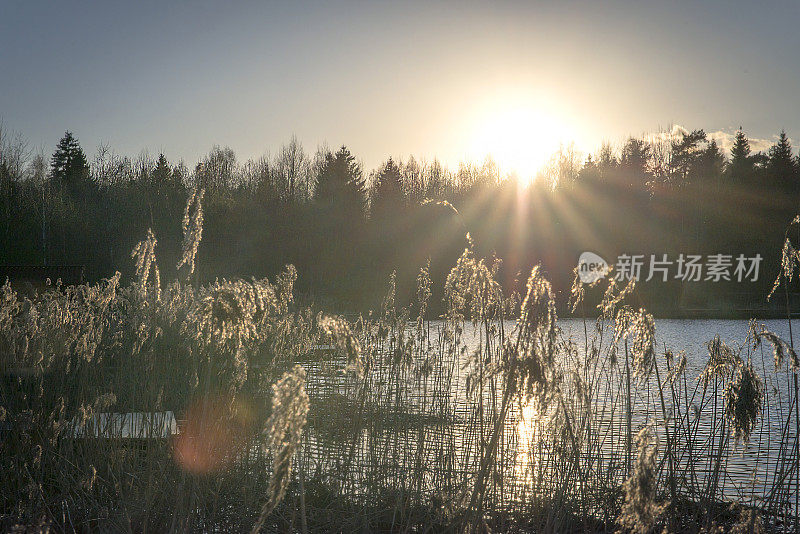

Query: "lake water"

xmin=302 ymin=318 xmax=800 ymax=516
xmin=499 ymin=318 xmax=797 ymax=512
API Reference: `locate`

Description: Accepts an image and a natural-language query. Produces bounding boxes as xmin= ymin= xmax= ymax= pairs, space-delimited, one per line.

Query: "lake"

xmin=301 ymin=317 xmax=800 ymax=519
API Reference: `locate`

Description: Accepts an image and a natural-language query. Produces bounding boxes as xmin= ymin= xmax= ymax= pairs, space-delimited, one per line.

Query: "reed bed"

xmin=2 ymin=203 xmax=800 ymax=532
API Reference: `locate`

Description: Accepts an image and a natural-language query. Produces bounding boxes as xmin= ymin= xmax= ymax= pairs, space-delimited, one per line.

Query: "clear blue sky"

xmin=2 ymin=0 xmax=799 ymax=175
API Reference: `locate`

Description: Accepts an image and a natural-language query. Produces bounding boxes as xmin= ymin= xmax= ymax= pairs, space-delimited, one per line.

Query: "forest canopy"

xmin=0 ymin=126 xmax=797 ymax=314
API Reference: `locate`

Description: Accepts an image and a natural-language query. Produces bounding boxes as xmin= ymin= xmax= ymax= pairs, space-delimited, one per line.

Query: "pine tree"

xmin=150 ymin=153 xmax=183 ymax=196
xmin=767 ymin=130 xmax=797 ymax=193
xmin=730 ymin=128 xmax=751 ymax=163
xmin=371 ymin=158 xmax=405 ymax=220
xmin=312 ymin=146 xmax=367 ymax=300
xmin=697 ymin=139 xmax=725 ymax=183
xmin=725 ymin=128 xmax=757 ymax=187
xmin=152 ymin=153 xmax=171 ymax=184
xmin=149 ymin=153 xmax=185 ymax=221
xmin=50 ymin=131 xmax=90 ymax=197
xmin=314 ymin=146 xmax=366 ymax=223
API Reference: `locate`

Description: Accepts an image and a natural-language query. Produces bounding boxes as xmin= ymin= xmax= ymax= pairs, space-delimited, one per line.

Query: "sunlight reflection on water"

xmin=483 ymin=318 xmax=800 ymax=508
xmin=301 ymin=318 xmax=799 ymax=513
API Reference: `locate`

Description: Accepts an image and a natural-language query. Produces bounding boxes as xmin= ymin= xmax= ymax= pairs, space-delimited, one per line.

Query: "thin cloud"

xmin=645 ymin=124 xmax=777 ymax=155
xmin=706 ymin=128 xmax=776 ymax=155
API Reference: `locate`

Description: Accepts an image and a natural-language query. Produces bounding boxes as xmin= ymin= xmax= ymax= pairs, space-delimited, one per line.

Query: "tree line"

xmin=0 ymin=126 xmax=798 ymax=314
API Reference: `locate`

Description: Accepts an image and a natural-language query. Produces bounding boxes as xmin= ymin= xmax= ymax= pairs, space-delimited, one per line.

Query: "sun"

xmin=469 ymin=101 xmax=571 ymax=184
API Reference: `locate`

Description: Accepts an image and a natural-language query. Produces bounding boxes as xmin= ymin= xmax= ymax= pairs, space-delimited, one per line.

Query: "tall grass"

xmin=2 ymin=205 xmax=800 ymax=532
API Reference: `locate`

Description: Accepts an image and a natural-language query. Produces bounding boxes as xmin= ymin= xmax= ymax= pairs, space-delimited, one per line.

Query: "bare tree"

xmin=275 ymin=136 xmax=310 ymax=202
xmin=538 ymin=143 xmax=582 ymax=189
xmin=92 ymin=142 xmax=131 ymax=186
xmin=0 ymin=125 xmax=30 ymax=261
xmin=195 ymin=146 xmax=238 ymax=192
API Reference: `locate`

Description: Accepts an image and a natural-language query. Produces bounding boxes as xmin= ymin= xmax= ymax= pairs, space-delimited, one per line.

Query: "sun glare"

xmin=469 ymin=101 xmax=571 ymax=184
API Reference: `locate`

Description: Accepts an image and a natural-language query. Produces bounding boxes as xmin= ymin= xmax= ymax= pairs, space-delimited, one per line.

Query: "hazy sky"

xmin=2 ymin=1 xmax=799 ymax=176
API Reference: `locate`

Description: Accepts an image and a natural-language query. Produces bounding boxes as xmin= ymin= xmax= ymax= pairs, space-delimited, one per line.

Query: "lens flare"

xmin=173 ymin=394 xmax=257 ymax=474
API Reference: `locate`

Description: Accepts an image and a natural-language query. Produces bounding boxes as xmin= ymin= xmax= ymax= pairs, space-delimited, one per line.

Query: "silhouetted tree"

xmin=696 ymin=139 xmax=725 ymax=186
xmin=275 ymin=136 xmax=311 ymax=202
xmin=402 ymin=157 xmax=426 ymax=205
xmin=620 ymin=137 xmax=652 ymax=190
xmin=426 ymin=159 xmax=448 ymax=199
xmin=768 ymin=130 xmax=798 ymax=195
xmin=597 ymin=143 xmax=617 ymax=175
xmin=50 ymin=131 xmax=90 ymax=198
xmin=576 ymin=155 xmax=600 ymax=185
xmin=311 ymin=146 xmax=367 ymax=302
xmin=0 ymin=160 xmax=15 ymax=261
xmin=668 ymin=129 xmax=707 ymax=185
xmin=371 ymin=158 xmax=405 ymax=219
xmin=152 ymin=154 xmax=170 ymax=184
xmin=314 ymin=146 xmax=366 ymax=222
xmin=4 ymin=123 xmax=800 ymax=314
xmin=540 ymin=144 xmax=582 ymax=189
xmin=727 ymin=128 xmax=754 ymax=184
xmin=195 ymin=146 xmax=237 ymax=193
xmin=368 ymin=158 xmax=409 ymax=289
